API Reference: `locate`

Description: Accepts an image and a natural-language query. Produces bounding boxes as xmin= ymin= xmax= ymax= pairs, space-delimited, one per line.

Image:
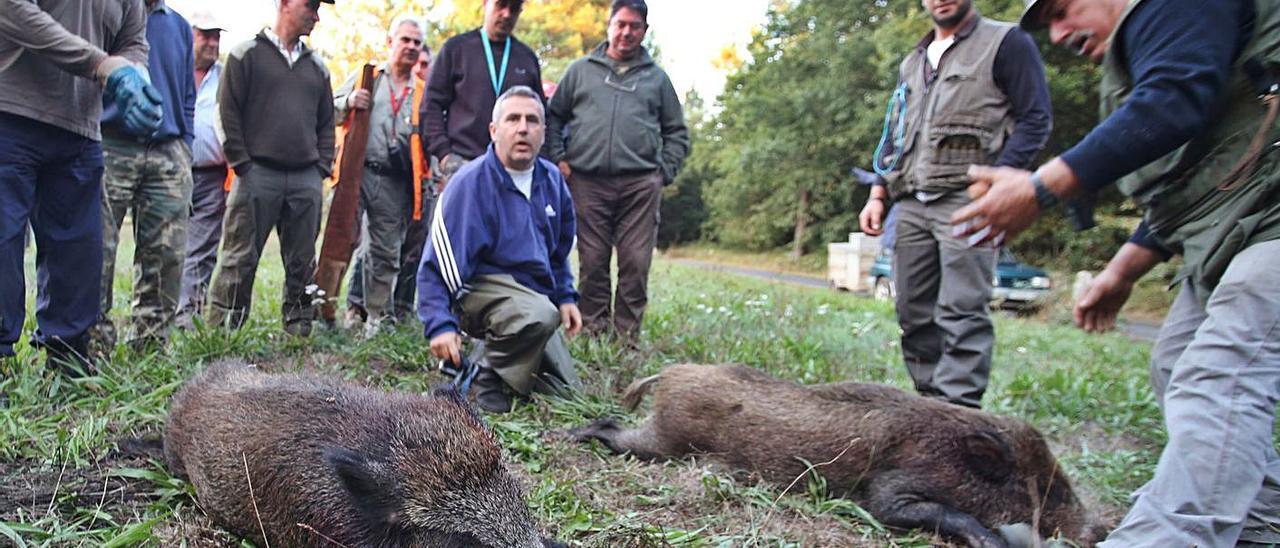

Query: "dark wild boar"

xmin=570 ymin=363 xmax=1103 ymax=548
xmin=164 ymin=359 xmax=558 ymax=547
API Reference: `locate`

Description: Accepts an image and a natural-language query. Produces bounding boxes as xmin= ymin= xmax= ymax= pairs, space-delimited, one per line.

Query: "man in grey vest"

xmin=957 ymin=0 xmax=1279 ymax=544
xmin=858 ymin=0 xmax=1052 ymax=408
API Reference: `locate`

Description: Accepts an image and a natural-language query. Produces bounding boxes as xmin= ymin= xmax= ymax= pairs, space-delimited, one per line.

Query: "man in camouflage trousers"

xmin=91 ymin=0 xmax=195 ymax=353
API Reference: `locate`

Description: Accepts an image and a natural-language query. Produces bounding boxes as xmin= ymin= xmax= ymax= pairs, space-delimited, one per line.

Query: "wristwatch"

xmin=1030 ymin=171 xmax=1059 ymax=209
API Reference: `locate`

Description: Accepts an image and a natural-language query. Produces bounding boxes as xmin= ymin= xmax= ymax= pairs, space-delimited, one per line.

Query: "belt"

xmin=193 ymin=164 xmax=227 ymax=173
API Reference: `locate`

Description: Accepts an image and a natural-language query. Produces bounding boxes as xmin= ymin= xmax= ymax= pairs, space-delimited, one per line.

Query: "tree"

xmin=310 ymin=0 xmax=453 ymax=83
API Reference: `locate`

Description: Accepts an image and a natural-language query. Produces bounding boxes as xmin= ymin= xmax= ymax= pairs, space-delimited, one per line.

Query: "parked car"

xmin=867 ymin=247 xmax=1053 ymax=309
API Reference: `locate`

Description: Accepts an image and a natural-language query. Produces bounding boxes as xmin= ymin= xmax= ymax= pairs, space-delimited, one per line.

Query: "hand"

xmin=429 ymin=331 xmax=463 ymax=365
xmin=346 ymin=89 xmax=371 ymax=110
xmin=105 ymin=65 xmax=164 ymax=138
xmin=559 ymin=303 xmax=582 ymax=337
xmin=558 ymin=161 xmax=572 ymax=179
xmin=1073 ymin=270 xmax=1133 ymax=333
xmin=859 ymin=197 xmax=886 ymax=236
xmin=1073 ymin=242 xmax=1163 ymax=333
xmin=950 ymin=165 xmax=1040 ymax=247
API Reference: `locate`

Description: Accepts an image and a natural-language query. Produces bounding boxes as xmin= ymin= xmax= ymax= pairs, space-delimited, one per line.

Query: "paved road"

xmin=667 ymin=257 xmax=1159 ymax=342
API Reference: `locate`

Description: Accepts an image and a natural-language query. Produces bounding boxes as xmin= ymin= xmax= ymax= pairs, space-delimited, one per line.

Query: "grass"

xmin=2 ymin=231 xmax=1183 ymax=546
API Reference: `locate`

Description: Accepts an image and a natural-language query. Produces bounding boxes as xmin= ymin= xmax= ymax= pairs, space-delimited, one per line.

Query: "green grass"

xmin=1 ymin=233 xmax=1177 ymax=546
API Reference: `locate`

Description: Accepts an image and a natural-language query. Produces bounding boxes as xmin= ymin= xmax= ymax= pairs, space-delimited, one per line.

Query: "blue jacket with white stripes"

xmin=417 ymin=145 xmax=579 ymax=340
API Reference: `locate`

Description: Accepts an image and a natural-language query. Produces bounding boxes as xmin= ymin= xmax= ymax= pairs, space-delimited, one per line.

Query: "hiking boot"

xmin=37 ymin=333 xmax=98 ymax=378
xmin=472 ymin=366 xmax=512 ymax=414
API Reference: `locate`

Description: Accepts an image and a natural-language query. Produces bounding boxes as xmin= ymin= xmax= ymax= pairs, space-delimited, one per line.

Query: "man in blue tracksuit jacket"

xmin=418 ymin=85 xmax=582 ymax=413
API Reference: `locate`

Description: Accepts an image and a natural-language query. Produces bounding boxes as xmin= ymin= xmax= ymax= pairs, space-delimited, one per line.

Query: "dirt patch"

xmin=1 ymin=450 xmax=157 ymax=525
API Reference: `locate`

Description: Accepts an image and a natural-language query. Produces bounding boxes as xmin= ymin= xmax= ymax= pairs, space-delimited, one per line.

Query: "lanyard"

xmin=387 ymin=78 xmax=411 ymax=118
xmin=480 ymin=31 xmax=511 ymax=97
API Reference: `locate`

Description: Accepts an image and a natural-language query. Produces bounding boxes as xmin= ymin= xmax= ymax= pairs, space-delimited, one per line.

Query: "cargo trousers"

xmin=457 ymin=274 xmax=580 ymax=397
xmin=1100 ymin=239 xmax=1280 ymax=547
xmin=892 ymin=190 xmax=996 ymax=408
xmin=91 ymin=136 xmax=193 ymax=350
xmin=206 ymin=162 xmax=322 ymax=333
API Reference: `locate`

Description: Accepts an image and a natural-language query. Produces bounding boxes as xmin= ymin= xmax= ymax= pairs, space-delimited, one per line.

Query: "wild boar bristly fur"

xmin=571 ymin=364 xmax=1103 ymax=548
xmin=163 ymin=359 xmax=547 ymax=548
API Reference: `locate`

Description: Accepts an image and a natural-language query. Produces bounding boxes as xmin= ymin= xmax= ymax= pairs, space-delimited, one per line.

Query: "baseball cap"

xmin=188 ymin=11 xmax=225 ymax=32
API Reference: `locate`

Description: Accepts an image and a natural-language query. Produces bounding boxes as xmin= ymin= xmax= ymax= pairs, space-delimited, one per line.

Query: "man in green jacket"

xmin=545 ymin=0 xmax=689 ymax=341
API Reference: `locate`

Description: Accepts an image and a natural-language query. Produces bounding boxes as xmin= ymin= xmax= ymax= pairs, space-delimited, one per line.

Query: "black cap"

xmin=1020 ymin=0 xmax=1051 ymax=31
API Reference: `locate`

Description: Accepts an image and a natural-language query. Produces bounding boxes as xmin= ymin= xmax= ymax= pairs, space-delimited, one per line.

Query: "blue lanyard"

xmin=480 ymin=32 xmax=511 ymax=97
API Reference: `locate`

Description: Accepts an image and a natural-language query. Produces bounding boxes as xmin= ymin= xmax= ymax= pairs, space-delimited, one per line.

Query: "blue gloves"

xmin=105 ymin=65 xmax=163 ymax=138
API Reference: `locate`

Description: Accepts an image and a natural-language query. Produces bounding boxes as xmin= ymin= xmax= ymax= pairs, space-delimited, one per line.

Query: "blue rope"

xmin=454 ymin=359 xmax=481 ymax=396
xmin=873 ymin=83 xmax=910 ymax=178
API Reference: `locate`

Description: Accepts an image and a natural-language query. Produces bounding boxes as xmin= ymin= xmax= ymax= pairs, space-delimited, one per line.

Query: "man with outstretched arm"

xmin=419 ymin=86 xmax=582 ymax=414
xmin=955 ymin=0 xmax=1279 ymax=544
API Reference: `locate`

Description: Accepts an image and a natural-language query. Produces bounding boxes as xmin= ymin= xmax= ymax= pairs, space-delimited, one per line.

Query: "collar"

xmin=147 ymin=0 xmax=170 ymax=14
xmin=588 ymin=41 xmax=654 ymax=70
xmin=262 ymin=27 xmax=306 ymax=55
xmin=913 ymin=11 xmax=982 ymax=51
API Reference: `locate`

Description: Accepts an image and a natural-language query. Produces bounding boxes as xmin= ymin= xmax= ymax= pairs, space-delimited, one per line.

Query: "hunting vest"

xmin=886 ymin=16 xmax=1017 ymax=199
xmin=1102 ymin=0 xmax=1280 ymax=296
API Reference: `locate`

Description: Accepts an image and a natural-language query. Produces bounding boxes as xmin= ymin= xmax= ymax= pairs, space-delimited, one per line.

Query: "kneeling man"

xmin=418 ymin=85 xmax=581 ymax=413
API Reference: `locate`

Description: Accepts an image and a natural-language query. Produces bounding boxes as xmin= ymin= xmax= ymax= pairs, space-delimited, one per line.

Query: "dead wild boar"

xmin=570 ymin=363 xmax=1103 ymax=548
xmin=164 ymin=359 xmax=559 ymax=548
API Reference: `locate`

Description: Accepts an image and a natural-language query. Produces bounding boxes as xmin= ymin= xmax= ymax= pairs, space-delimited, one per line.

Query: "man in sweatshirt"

xmin=206 ymin=0 xmax=336 ymax=337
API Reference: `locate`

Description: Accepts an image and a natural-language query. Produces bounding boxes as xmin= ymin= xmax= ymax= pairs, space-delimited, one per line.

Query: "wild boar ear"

xmin=324 ymin=447 xmax=401 ymax=524
xmin=960 ymin=429 xmax=1015 ymax=483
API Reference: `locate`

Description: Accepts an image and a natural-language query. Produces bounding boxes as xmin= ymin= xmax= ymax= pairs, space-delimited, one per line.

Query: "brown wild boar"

xmin=570 ymin=364 xmax=1103 ymax=548
xmin=164 ymin=359 xmax=560 ymax=547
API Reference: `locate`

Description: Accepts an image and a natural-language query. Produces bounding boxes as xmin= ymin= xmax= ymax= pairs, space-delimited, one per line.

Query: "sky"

xmin=165 ymin=0 xmax=771 ymax=101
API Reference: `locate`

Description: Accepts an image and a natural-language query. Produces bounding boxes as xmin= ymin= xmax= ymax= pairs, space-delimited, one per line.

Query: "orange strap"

xmin=410 ymin=77 xmax=429 ymax=221
xmin=223 ymin=166 xmax=234 ymax=192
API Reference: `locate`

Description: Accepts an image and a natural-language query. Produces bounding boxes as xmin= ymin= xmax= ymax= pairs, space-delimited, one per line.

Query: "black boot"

xmin=472 ymin=365 xmax=513 ymax=414
xmin=35 ymin=332 xmax=98 ymax=378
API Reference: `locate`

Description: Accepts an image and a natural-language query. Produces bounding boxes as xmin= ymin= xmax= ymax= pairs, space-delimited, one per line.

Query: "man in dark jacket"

xmin=206 ymin=0 xmax=335 ymax=337
xmin=957 ymin=0 xmax=1279 ymax=544
xmin=422 ymin=0 xmax=544 ymax=186
xmin=419 ymin=86 xmax=581 ymax=414
xmin=545 ymin=0 xmax=689 ymax=340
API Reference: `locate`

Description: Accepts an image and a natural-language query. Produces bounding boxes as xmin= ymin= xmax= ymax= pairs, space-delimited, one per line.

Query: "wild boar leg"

xmin=865 ymin=471 xmax=1009 ymax=548
xmin=568 ymin=418 xmax=667 ymax=461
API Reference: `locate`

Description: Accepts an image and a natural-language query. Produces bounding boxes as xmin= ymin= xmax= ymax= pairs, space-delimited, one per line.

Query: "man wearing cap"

xmin=545 ymin=0 xmax=690 ymax=342
xmin=0 ymin=0 xmax=162 ymax=374
xmin=856 ymin=0 xmax=1052 ymax=409
xmin=91 ymin=0 xmax=196 ymax=353
xmin=176 ymin=12 xmax=229 ymax=328
xmin=333 ymin=16 xmax=429 ymax=336
xmin=957 ymin=0 xmax=1279 ymax=544
xmin=422 ymin=0 xmax=545 ymax=186
xmin=207 ymin=0 xmax=336 ymax=336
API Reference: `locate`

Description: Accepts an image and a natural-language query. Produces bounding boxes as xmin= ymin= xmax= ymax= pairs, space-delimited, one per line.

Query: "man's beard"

xmin=932 ymin=0 xmax=972 ymax=29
